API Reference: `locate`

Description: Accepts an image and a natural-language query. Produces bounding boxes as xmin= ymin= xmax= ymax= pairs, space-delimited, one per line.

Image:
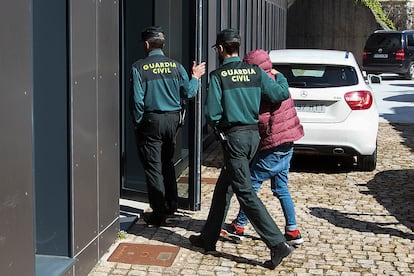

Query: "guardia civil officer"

xmin=131 ymin=26 xmax=206 ymax=226
xmin=189 ymin=29 xmax=293 ymax=270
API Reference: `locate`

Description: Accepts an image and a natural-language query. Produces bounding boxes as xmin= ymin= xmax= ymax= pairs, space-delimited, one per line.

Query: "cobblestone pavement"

xmin=89 ymin=122 xmax=414 ymax=275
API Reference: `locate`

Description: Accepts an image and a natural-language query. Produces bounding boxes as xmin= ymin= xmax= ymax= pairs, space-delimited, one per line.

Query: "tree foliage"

xmin=356 ymin=0 xmax=396 ymax=29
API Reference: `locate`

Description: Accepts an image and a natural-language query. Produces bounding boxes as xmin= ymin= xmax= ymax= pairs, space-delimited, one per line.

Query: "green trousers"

xmin=200 ymin=129 xmax=286 ymax=248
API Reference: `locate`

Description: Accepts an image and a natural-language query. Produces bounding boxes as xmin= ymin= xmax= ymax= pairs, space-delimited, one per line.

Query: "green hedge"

xmin=357 ymin=0 xmax=396 ymax=30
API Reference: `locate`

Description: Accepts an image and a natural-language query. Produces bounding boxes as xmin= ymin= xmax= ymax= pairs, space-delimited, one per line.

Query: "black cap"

xmin=212 ymin=29 xmax=241 ymax=47
xmin=141 ymin=26 xmax=165 ymax=41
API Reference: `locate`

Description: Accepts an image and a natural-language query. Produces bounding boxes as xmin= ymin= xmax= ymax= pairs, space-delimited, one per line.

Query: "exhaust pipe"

xmin=333 ymin=148 xmax=345 ymax=155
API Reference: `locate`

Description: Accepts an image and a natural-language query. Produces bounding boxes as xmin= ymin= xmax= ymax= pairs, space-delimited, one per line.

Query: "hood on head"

xmin=243 ymin=49 xmax=273 ymax=78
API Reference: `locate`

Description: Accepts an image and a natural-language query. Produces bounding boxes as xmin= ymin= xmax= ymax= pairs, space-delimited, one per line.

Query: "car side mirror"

xmin=368 ymin=74 xmax=382 ymax=84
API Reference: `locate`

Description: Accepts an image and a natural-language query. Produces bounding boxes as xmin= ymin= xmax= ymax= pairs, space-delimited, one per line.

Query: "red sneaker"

xmin=285 ymin=229 xmax=304 ymax=245
xmin=220 ymin=221 xmax=245 ymax=242
xmin=228 ymin=221 xmax=245 ymax=235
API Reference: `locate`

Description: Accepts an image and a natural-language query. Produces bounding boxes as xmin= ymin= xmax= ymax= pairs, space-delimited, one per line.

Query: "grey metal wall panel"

xmin=245 ymin=0 xmax=252 ymax=51
xmin=70 ymin=0 xmax=99 ymax=255
xmin=98 ymin=220 xmax=118 ymax=258
xmin=74 ymin=239 xmax=98 ymax=276
xmin=207 ymin=1 xmax=218 ymax=75
xmin=239 ymin=1 xmax=246 ymax=56
xmin=153 ymin=0 xmax=183 ymax=61
xmin=252 ymin=0 xmax=258 ymax=49
xmin=259 ymin=1 xmax=265 ymax=47
xmin=154 ymin=0 xmax=171 ymax=53
xmin=97 ymin=0 xmax=120 ymax=231
xmin=155 ymin=0 xmax=184 ymax=61
xmin=0 ymin=0 xmax=35 ymax=275
xmin=230 ymin=0 xmax=239 ymax=28
xmin=33 ymin=0 xmax=70 ymax=256
xmin=221 ymin=1 xmax=229 ymax=29
xmin=267 ymin=4 xmax=272 ymax=49
xmin=207 ymin=0 xmax=286 ymax=68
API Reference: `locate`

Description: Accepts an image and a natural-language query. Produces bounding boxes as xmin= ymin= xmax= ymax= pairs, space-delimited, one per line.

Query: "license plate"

xmin=373 ymin=53 xmax=388 ymax=58
xmin=295 ymin=104 xmax=326 ymax=113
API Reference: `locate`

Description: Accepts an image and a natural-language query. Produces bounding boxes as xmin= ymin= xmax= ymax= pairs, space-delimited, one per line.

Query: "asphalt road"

xmin=370 ymin=75 xmax=414 ymax=124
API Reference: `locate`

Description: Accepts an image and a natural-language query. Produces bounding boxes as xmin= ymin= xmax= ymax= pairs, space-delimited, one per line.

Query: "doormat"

xmin=107 ymin=243 xmax=180 ymax=267
xmin=178 ymin=176 xmax=218 ymax=185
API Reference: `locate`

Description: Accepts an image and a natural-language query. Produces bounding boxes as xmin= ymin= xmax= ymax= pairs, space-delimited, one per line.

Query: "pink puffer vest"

xmin=243 ymin=49 xmax=304 ymax=151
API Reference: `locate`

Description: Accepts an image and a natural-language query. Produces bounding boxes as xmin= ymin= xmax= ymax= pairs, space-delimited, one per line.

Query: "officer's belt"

xmin=223 ymin=124 xmax=258 ymax=134
xmin=146 ymin=110 xmax=180 ymax=114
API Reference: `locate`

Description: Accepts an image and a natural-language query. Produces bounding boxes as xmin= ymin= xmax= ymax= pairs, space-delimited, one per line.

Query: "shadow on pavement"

xmin=383 ymin=93 xmax=414 ymax=102
xmin=125 ymin=216 xmax=267 ymax=268
xmin=309 ymin=207 xmax=414 ymax=240
xmin=290 ymin=154 xmax=355 ymax=173
xmin=309 ymin=169 xmax=414 ymax=240
xmin=382 ymin=107 xmax=414 ymax=125
xmin=389 ymin=123 xmax=414 ymax=153
xmin=365 ymin=169 xmax=414 ymax=233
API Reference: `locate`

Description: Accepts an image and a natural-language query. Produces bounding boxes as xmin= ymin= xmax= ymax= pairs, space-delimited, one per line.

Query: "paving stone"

xmin=126 ymin=271 xmax=148 ymax=276
xmin=89 ymin=123 xmax=414 ymax=275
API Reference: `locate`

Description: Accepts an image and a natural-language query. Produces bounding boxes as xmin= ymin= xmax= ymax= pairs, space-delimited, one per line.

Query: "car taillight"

xmin=363 ymin=49 xmax=367 ymax=60
xmin=344 ymin=91 xmax=373 ymax=110
xmin=396 ymin=49 xmax=405 ymax=60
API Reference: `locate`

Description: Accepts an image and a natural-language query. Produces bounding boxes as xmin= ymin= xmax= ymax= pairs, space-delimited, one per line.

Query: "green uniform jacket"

xmin=205 ymin=56 xmax=289 ymax=129
xmin=132 ymin=49 xmax=199 ymax=124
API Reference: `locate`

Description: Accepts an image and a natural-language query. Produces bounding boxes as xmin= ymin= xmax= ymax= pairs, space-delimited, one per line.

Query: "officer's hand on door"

xmin=192 ymin=61 xmax=206 ymax=79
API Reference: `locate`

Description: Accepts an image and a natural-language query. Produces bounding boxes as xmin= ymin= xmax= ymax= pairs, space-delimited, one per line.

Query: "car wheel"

xmin=357 ymin=148 xmax=377 ymax=171
xmin=404 ymin=63 xmax=414 ymax=80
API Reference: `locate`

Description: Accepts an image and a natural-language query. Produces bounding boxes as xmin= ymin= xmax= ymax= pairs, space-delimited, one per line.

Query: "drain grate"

xmin=108 ymin=243 xmax=180 ymax=267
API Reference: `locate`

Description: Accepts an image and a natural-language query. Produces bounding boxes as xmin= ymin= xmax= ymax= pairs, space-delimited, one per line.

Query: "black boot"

xmin=264 ymin=241 xmax=294 ymax=270
xmin=189 ymin=234 xmax=216 ymax=252
xmin=143 ymin=212 xmax=166 ymax=227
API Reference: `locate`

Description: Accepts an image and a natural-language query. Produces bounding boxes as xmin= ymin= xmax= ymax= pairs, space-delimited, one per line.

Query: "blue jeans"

xmin=234 ymin=144 xmax=297 ymax=231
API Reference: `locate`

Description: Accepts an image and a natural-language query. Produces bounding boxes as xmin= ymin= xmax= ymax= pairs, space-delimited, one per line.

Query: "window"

xmin=407 ymin=33 xmax=414 ymax=47
xmin=365 ymin=33 xmax=402 ymax=51
xmin=274 ymin=64 xmax=358 ymax=88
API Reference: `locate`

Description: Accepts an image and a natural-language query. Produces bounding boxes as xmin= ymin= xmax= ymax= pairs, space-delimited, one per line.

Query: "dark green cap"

xmin=141 ymin=26 xmax=165 ymax=41
xmin=213 ymin=29 xmax=241 ymax=47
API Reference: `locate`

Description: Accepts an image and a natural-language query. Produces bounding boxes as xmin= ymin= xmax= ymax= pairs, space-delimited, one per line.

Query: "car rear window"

xmin=274 ymin=64 xmax=358 ymax=88
xmin=365 ymin=33 xmax=402 ymax=51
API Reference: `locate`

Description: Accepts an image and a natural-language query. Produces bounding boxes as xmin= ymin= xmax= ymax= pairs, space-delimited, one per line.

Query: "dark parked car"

xmin=363 ymin=30 xmax=414 ymax=79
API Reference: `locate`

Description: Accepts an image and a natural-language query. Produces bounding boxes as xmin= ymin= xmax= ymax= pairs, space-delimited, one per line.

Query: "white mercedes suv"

xmin=269 ymin=49 xmax=379 ymax=171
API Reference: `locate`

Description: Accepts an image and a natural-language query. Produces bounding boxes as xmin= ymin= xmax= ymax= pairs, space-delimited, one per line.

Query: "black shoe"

xmin=263 ymin=241 xmax=294 ymax=270
xmin=165 ymin=207 xmax=177 ymax=216
xmin=189 ymin=235 xmax=216 ymax=252
xmin=143 ymin=213 xmax=165 ymax=227
xmin=165 ymin=202 xmax=178 ymax=215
